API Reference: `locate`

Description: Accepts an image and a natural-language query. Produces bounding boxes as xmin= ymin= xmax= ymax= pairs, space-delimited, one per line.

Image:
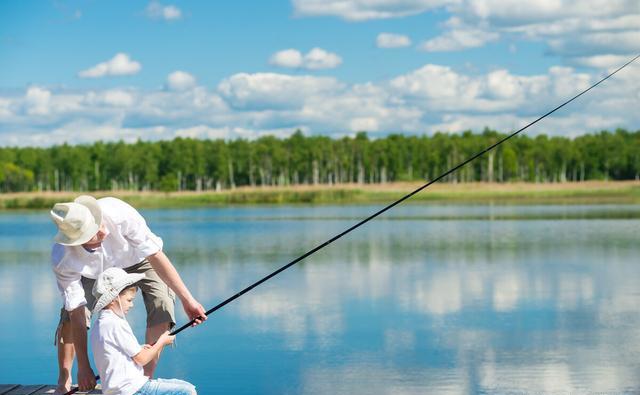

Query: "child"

xmin=90 ymin=267 xmax=197 ymax=395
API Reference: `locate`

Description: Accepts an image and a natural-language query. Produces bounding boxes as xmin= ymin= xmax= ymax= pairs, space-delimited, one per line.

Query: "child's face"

xmin=109 ymin=287 xmax=136 ymax=316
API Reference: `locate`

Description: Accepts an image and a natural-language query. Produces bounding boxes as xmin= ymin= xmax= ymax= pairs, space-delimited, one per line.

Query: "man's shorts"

xmin=56 ymin=260 xmax=175 ymax=344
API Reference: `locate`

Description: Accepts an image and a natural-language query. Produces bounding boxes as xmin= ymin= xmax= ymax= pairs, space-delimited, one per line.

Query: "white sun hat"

xmin=92 ymin=267 xmax=145 ymax=315
xmin=50 ymin=195 xmax=102 ymax=246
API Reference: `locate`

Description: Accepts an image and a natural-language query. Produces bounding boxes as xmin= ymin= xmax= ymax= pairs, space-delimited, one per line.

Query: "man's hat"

xmin=50 ymin=195 xmax=102 ymax=246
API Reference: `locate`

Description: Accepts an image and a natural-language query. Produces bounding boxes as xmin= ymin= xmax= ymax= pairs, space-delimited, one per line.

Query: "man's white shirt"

xmin=52 ymin=197 xmax=163 ymax=311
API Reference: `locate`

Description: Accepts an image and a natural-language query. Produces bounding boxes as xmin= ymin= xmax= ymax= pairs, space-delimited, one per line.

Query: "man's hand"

xmin=182 ymin=297 xmax=207 ymax=326
xmin=77 ymin=365 xmax=97 ymax=392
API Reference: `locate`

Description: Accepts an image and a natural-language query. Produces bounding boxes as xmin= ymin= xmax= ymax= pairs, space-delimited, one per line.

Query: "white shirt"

xmin=91 ymin=309 xmax=149 ymax=395
xmin=52 ymin=197 xmax=163 ymax=311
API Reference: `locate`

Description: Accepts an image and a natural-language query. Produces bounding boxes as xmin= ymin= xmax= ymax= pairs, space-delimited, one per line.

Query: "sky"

xmin=0 ymin=0 xmax=639 ymax=146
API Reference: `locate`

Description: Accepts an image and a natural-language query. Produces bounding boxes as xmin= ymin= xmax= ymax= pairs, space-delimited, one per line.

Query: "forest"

xmin=0 ymin=128 xmax=639 ymax=193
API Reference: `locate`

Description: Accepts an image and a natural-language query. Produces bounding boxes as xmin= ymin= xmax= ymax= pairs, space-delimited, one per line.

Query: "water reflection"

xmin=1 ymin=204 xmax=639 ymax=394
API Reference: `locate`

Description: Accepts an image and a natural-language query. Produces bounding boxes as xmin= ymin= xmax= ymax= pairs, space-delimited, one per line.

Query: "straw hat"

xmin=92 ymin=267 xmax=145 ymax=315
xmin=50 ymin=195 xmax=102 ymax=246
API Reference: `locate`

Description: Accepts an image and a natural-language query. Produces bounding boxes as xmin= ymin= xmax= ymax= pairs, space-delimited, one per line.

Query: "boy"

xmin=90 ymin=267 xmax=197 ymax=395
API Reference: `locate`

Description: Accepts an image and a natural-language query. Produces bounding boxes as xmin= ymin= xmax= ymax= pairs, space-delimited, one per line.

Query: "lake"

xmin=1 ymin=203 xmax=640 ymax=394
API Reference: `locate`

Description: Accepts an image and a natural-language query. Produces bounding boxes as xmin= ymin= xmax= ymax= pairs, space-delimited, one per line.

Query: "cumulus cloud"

xmin=1 ymin=60 xmax=639 ymax=146
xmin=304 ymin=48 xmax=343 ymax=69
xmin=269 ymin=48 xmax=342 ymax=70
xmin=376 ymin=33 xmax=411 ymax=48
xmin=166 ymin=71 xmax=197 ymax=91
xmin=292 ymin=0 xmax=453 ymax=21
xmin=420 ymin=17 xmax=500 ymax=52
xmin=292 ymin=0 xmax=640 ymax=68
xmin=145 ymin=1 xmax=182 ymax=21
xmin=448 ymin=1 xmax=640 ymax=63
xmin=78 ymin=53 xmax=142 ymax=78
xmin=218 ymin=72 xmax=344 ymax=110
xmin=83 ymin=89 xmax=137 ymax=109
xmin=269 ymin=49 xmax=303 ymax=68
xmin=24 ymin=86 xmax=52 ymax=115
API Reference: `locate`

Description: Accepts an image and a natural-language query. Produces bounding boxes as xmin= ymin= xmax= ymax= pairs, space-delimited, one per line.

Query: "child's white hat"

xmin=92 ymin=267 xmax=145 ymax=315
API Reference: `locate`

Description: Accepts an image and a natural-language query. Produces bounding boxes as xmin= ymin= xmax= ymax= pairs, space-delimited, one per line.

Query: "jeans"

xmin=133 ymin=378 xmax=197 ymax=395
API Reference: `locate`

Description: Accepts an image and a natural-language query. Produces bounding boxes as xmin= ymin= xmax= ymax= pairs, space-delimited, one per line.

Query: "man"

xmin=50 ymin=195 xmax=207 ymax=394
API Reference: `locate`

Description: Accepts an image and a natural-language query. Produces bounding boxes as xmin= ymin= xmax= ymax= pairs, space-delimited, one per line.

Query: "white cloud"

xmin=1 ymin=61 xmax=639 ymax=146
xmin=269 ymin=49 xmax=304 ymax=68
xmin=167 ymin=71 xmax=197 ymax=91
xmin=0 ymin=98 xmax=12 ymax=118
xmin=376 ymin=33 xmax=411 ymax=48
xmin=174 ymin=125 xmax=302 ymax=140
xmin=100 ymin=90 xmax=135 ymax=107
xmin=269 ymin=48 xmax=342 ymax=70
xmin=78 ymin=53 xmax=142 ymax=78
xmin=304 ymin=47 xmax=343 ymax=70
xmin=572 ymin=54 xmax=637 ymax=69
xmin=452 ymin=1 xmax=640 ymax=62
xmin=24 ymin=86 xmax=52 ymax=115
xmin=292 ymin=0 xmax=640 ymax=67
xmin=218 ymin=72 xmax=344 ymax=110
xmin=420 ymin=25 xmax=500 ymax=51
xmin=292 ymin=0 xmax=454 ymax=21
xmin=145 ymin=1 xmax=182 ymax=21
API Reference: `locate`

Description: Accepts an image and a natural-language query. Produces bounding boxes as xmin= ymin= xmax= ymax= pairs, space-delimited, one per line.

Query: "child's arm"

xmin=132 ymin=331 xmax=174 ymax=367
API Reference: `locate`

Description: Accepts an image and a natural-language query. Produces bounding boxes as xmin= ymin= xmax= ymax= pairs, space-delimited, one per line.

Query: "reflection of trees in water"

xmin=164 ymin=215 xmax=639 ymax=269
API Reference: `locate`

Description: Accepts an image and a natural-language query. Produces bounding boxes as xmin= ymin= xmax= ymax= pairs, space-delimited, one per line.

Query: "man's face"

xmin=82 ymin=222 xmax=107 ymax=248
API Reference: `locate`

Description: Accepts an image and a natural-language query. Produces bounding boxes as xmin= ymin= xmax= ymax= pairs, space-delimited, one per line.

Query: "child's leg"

xmin=135 ymin=378 xmax=197 ymax=395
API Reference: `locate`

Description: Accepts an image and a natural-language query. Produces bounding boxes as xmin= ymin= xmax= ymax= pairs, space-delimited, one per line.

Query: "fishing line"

xmin=171 ymin=53 xmax=639 ymax=335
xmin=64 ymin=54 xmax=639 ymax=395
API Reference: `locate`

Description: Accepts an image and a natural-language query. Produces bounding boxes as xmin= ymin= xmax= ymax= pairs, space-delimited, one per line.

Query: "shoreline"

xmin=1 ymin=181 xmax=640 ymax=209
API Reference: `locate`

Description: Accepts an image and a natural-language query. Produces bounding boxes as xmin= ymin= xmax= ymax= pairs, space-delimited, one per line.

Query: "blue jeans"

xmin=134 ymin=378 xmax=197 ymax=395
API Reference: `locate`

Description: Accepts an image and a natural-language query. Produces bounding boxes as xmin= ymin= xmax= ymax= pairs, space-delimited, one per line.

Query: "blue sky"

xmin=0 ymin=0 xmax=639 ymax=146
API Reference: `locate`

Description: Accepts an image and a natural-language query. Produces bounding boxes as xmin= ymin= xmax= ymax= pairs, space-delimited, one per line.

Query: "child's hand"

xmin=159 ymin=331 xmax=175 ymax=346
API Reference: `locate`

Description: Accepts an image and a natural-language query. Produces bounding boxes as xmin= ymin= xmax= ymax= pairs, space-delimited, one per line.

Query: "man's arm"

xmin=147 ymin=250 xmax=207 ymax=325
xmin=68 ymin=307 xmax=96 ymax=391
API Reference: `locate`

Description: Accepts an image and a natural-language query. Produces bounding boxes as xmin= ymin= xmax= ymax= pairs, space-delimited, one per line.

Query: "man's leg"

xmin=54 ymin=277 xmax=95 ymax=394
xmin=125 ymin=260 xmax=176 ymax=378
xmin=55 ymin=318 xmax=75 ymax=394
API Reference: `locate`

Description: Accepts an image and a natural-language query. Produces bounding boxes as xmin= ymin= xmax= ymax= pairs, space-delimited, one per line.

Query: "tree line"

xmin=0 ymin=128 xmax=639 ymax=193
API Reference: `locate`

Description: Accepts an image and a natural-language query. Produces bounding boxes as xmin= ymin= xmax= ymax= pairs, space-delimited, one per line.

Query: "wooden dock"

xmin=0 ymin=385 xmax=102 ymax=394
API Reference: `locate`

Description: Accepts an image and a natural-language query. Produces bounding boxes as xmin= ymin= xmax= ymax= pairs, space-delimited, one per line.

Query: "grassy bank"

xmin=2 ymin=181 xmax=640 ymax=209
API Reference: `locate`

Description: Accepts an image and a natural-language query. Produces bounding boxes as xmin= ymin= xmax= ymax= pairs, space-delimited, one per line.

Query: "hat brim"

xmin=92 ymin=273 xmax=145 ymax=315
xmin=54 ymin=222 xmax=100 ymax=246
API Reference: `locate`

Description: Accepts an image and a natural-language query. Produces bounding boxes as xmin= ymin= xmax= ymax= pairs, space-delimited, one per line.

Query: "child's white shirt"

xmin=90 ymin=309 xmax=149 ymax=395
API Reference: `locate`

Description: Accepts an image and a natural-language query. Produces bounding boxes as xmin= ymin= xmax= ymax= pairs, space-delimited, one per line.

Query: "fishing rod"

xmin=64 ymin=54 xmax=639 ymax=395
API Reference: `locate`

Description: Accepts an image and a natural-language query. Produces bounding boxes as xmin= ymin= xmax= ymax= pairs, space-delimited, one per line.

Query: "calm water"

xmin=1 ymin=204 xmax=640 ymax=394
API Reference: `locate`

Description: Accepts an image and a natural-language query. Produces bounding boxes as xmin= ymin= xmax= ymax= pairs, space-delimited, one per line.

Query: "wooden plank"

xmin=73 ymin=385 xmax=102 ymax=394
xmin=30 ymin=386 xmax=57 ymax=394
xmin=0 ymin=384 xmax=20 ymax=395
xmin=0 ymin=385 xmax=103 ymax=395
xmin=0 ymin=385 xmax=20 ymax=395
xmin=4 ymin=385 xmax=47 ymax=394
